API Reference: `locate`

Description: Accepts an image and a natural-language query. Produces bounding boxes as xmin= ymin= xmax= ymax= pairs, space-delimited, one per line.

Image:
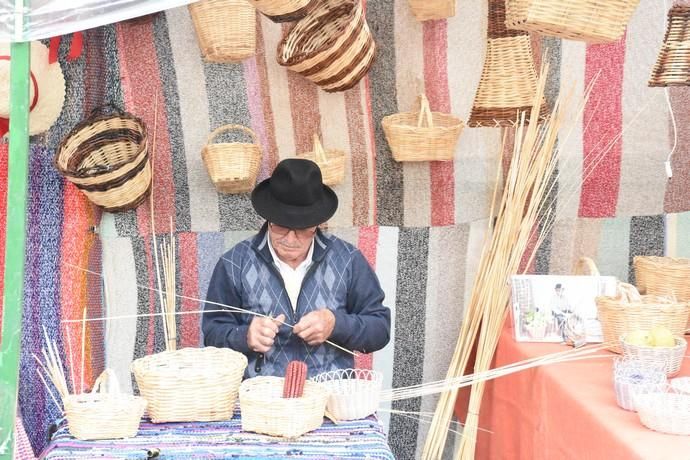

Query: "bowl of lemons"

xmin=620 ymin=326 xmax=687 ymax=377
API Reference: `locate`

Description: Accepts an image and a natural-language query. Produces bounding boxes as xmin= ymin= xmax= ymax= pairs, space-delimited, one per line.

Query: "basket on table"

xmin=408 ymin=0 xmax=456 ymax=21
xmin=596 ymin=283 xmax=690 ymax=353
xmin=239 ymin=376 xmax=329 ymax=438
xmin=621 ymin=335 xmax=687 ymax=377
xmin=382 ymin=94 xmax=464 ymax=162
xmin=634 ymin=392 xmax=690 ymax=435
xmin=202 ymin=124 xmax=263 ymax=194
xmin=504 ymin=0 xmax=641 ymax=43
xmin=131 ymin=347 xmax=247 ymax=423
xmin=634 ymin=256 xmax=690 ymax=331
xmin=613 ymin=358 xmax=667 ymax=412
xmin=189 ymin=0 xmax=256 ymax=62
xmin=54 ymin=105 xmax=151 ymax=212
xmin=248 ymin=0 xmax=316 ymax=22
xmin=277 ymin=0 xmax=376 ymax=92
xmin=297 ymin=134 xmax=346 ymax=186
xmin=312 ymin=368 xmax=382 ymax=421
xmin=64 ymin=369 xmax=147 ymax=440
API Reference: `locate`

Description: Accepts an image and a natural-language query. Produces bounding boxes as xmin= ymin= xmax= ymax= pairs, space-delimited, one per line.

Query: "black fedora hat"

xmin=251 ymin=158 xmax=338 ymax=229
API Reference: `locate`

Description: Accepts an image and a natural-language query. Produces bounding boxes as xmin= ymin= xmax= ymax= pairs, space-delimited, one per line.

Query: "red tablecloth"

xmin=456 ymin=327 xmax=690 ymax=460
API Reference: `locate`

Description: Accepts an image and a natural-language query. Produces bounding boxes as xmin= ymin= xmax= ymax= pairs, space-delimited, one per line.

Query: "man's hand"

xmin=247 ymin=314 xmax=286 ymax=353
xmin=293 ymin=309 xmax=335 ymax=346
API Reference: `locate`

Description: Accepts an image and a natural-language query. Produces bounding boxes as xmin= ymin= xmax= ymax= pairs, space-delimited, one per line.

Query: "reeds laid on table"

xmin=649 ymin=6 xmax=690 ymax=87
xmin=248 ymin=0 xmax=316 ymax=22
xmin=297 ymin=134 xmax=346 ymax=186
xmin=202 ymin=124 xmax=263 ymax=194
xmin=408 ymin=0 xmax=456 ymax=22
xmin=189 ymin=0 xmax=256 ymax=63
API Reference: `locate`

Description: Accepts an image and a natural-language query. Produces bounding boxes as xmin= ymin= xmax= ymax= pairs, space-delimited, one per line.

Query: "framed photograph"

xmin=510 ymin=275 xmax=617 ymax=343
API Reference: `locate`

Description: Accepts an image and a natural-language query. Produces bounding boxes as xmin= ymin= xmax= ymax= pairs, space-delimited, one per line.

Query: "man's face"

xmin=268 ymin=223 xmax=317 ymax=264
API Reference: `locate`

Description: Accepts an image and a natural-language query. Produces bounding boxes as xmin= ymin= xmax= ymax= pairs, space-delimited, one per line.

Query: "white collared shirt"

xmin=268 ymin=234 xmax=314 ymax=311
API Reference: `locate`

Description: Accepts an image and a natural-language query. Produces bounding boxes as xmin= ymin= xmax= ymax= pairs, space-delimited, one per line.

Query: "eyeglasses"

xmin=269 ymin=223 xmax=317 ymax=240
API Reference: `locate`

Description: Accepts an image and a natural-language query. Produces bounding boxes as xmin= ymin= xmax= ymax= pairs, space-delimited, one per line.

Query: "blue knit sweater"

xmin=202 ymin=224 xmax=391 ymax=378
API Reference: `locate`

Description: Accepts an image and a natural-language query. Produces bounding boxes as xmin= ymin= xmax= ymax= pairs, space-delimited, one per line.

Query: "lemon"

xmin=650 ymin=326 xmax=676 ymax=347
xmin=625 ymin=330 xmax=652 ymax=347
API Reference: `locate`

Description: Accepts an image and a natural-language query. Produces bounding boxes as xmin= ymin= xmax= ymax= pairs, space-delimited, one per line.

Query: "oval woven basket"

xmin=64 ymin=369 xmax=147 ymax=440
xmin=621 ymin=336 xmax=687 ymax=377
xmin=408 ymin=0 xmax=456 ymax=21
xmin=382 ymin=94 xmax=464 ymax=162
xmin=297 ymin=134 xmax=346 ymax=186
xmin=277 ymin=0 xmax=376 ymax=92
xmin=202 ymin=124 xmax=263 ymax=194
xmin=635 ymin=392 xmax=690 ymax=435
xmin=189 ymin=0 xmax=256 ymax=63
xmin=613 ymin=359 xmax=668 ymax=412
xmin=248 ymin=0 xmax=316 ymax=22
xmin=131 ymin=347 xmax=247 ymax=423
xmin=634 ymin=256 xmax=690 ymax=331
xmin=504 ymin=0 xmax=641 ymax=43
xmin=239 ymin=376 xmax=329 ymax=438
xmin=312 ymin=368 xmax=382 ymax=421
xmin=54 ymin=105 xmax=151 ymax=212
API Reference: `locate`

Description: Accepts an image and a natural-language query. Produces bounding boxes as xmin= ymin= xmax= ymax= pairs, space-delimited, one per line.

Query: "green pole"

xmin=0 ymin=38 xmax=31 ymax=459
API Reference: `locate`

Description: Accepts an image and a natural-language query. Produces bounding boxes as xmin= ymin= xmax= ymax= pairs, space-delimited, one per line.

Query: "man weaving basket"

xmin=203 ymin=159 xmax=391 ymax=377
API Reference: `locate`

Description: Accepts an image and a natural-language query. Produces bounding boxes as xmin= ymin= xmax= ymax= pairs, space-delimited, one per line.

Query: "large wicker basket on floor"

xmin=505 ymin=0 xmax=641 ymax=43
xmin=202 ymin=124 xmax=263 ymax=194
xmin=54 ymin=105 xmax=151 ymax=212
xmin=649 ymin=6 xmax=690 ymax=86
xmin=382 ymin=94 xmax=464 ymax=162
xmin=248 ymin=0 xmax=316 ymax=22
xmin=240 ymin=376 xmax=329 ymax=438
xmin=634 ymin=256 xmax=690 ymax=331
xmin=277 ymin=0 xmax=376 ymax=92
xmin=189 ymin=0 xmax=256 ymax=62
xmin=64 ymin=369 xmax=147 ymax=440
xmin=132 ymin=347 xmax=247 ymax=423
xmin=408 ymin=0 xmax=456 ymax=21
xmin=297 ymin=134 xmax=346 ymax=186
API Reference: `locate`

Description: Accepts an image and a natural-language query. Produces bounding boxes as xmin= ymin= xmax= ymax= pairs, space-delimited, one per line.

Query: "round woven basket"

xmin=277 ymin=0 xmax=376 ymax=92
xmin=248 ymin=0 xmax=316 ymax=22
xmin=382 ymin=94 xmax=464 ymax=162
xmin=239 ymin=376 xmax=329 ymax=438
xmin=621 ymin=336 xmax=687 ymax=377
xmin=64 ymin=369 xmax=147 ymax=440
xmin=504 ymin=0 xmax=641 ymax=43
xmin=634 ymin=256 xmax=690 ymax=331
xmin=54 ymin=105 xmax=151 ymax=212
xmin=297 ymin=134 xmax=346 ymax=186
xmin=131 ymin=347 xmax=247 ymax=423
xmin=408 ymin=0 xmax=456 ymax=21
xmin=312 ymin=368 xmax=382 ymax=421
xmin=202 ymin=124 xmax=263 ymax=194
xmin=189 ymin=0 xmax=256 ymax=63
xmin=635 ymin=392 xmax=690 ymax=435
xmin=613 ymin=359 xmax=668 ymax=412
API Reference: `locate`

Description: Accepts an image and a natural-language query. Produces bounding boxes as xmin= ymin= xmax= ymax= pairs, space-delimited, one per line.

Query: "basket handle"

xmin=416 ymin=94 xmax=434 ymax=128
xmin=90 ymin=368 xmax=121 ymax=395
xmin=573 ymin=257 xmax=600 ymax=276
xmin=206 ymin=124 xmax=258 ymax=146
xmin=89 ymin=103 xmax=125 ymax=118
xmin=311 ymin=133 xmax=328 ymax=164
xmin=617 ymin=282 xmax=642 ymax=303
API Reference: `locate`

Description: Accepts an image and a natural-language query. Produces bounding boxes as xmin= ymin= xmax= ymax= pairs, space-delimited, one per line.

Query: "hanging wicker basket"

xmin=649 ymin=6 xmax=690 ymax=86
xmin=504 ymin=0 xmax=641 ymax=43
xmin=64 ymin=369 xmax=147 ymax=440
xmin=189 ymin=0 xmax=256 ymax=63
xmin=408 ymin=0 xmax=456 ymax=21
xmin=248 ymin=0 xmax=316 ymax=22
xmin=131 ymin=347 xmax=248 ymax=423
xmin=54 ymin=105 xmax=151 ymax=212
xmin=277 ymin=0 xmax=376 ymax=92
xmin=382 ymin=94 xmax=464 ymax=162
xmin=297 ymin=134 xmax=346 ymax=186
xmin=202 ymin=124 xmax=263 ymax=194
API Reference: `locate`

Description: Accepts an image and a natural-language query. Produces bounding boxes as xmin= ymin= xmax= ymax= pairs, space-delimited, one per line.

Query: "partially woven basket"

xmin=621 ymin=336 xmax=687 ymax=377
xmin=613 ymin=358 xmax=668 ymax=412
xmin=408 ymin=0 xmax=456 ymax=21
xmin=382 ymin=94 xmax=464 ymax=162
xmin=297 ymin=134 xmax=346 ymax=186
xmin=240 ymin=376 xmax=329 ymax=438
xmin=312 ymin=368 xmax=382 ymax=421
xmin=248 ymin=0 xmax=316 ymax=22
xmin=189 ymin=0 xmax=256 ymax=62
xmin=634 ymin=256 xmax=690 ymax=331
xmin=131 ymin=347 xmax=247 ymax=423
xmin=202 ymin=124 xmax=263 ymax=194
xmin=504 ymin=0 xmax=641 ymax=43
xmin=64 ymin=369 xmax=147 ymax=440
xmin=649 ymin=6 xmax=690 ymax=86
xmin=54 ymin=105 xmax=151 ymax=212
xmin=277 ymin=0 xmax=376 ymax=92
xmin=635 ymin=392 xmax=690 ymax=435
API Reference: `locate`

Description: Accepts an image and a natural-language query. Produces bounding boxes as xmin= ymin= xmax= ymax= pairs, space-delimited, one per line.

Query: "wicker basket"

xmin=248 ymin=0 xmax=316 ymax=22
xmin=634 ymin=256 xmax=690 ymax=331
xmin=297 ymin=134 xmax=346 ymax=186
xmin=382 ymin=94 xmax=464 ymax=162
xmin=202 ymin=124 xmax=263 ymax=194
xmin=54 ymin=105 xmax=151 ymax=212
xmin=189 ymin=0 xmax=256 ymax=63
xmin=131 ymin=347 xmax=247 ymax=423
xmin=277 ymin=0 xmax=376 ymax=92
xmin=239 ymin=376 xmax=329 ymax=438
xmin=504 ymin=0 xmax=641 ymax=43
xmin=649 ymin=6 xmax=690 ymax=86
xmin=596 ymin=286 xmax=690 ymax=353
xmin=670 ymin=377 xmax=690 ymax=395
xmin=408 ymin=0 xmax=456 ymax=21
xmin=312 ymin=368 xmax=382 ymax=421
xmin=621 ymin=336 xmax=687 ymax=377
xmin=635 ymin=393 xmax=690 ymax=435
xmin=64 ymin=369 xmax=147 ymax=440
xmin=613 ymin=358 xmax=668 ymax=411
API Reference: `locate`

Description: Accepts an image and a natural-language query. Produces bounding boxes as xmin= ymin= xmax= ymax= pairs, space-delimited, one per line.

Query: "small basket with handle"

xmin=297 ymin=134 xmax=346 ymax=186
xmin=202 ymin=124 xmax=263 ymax=194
